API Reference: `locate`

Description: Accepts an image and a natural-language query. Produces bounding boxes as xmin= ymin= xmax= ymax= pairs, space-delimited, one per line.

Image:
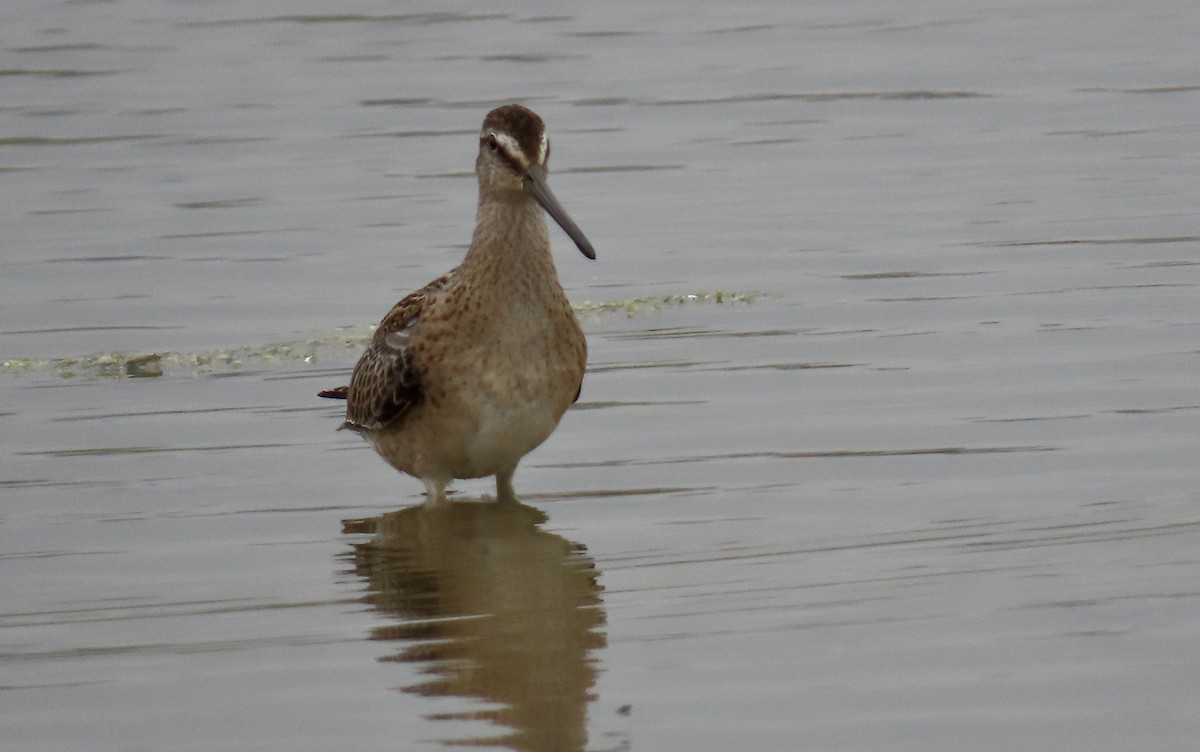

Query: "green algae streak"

xmin=3 ymin=291 xmax=759 ymax=381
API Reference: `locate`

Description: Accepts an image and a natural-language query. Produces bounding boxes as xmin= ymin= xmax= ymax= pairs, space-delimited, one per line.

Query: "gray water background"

xmin=3 ymin=1 xmax=1198 ymax=750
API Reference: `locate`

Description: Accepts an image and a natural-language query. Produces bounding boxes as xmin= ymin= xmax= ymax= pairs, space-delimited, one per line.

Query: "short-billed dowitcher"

xmin=320 ymin=104 xmax=595 ymax=504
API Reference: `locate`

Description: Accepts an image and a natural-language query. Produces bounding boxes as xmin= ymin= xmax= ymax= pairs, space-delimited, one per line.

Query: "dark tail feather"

xmin=318 ymin=386 xmax=349 ymax=400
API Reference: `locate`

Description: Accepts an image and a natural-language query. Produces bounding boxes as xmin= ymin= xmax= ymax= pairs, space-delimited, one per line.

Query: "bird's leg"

xmin=495 ymin=470 xmax=518 ymax=505
xmin=422 ymin=478 xmax=448 ymax=506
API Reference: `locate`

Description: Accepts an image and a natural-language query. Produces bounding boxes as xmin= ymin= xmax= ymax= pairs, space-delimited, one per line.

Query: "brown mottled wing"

xmin=337 ymin=270 xmax=454 ymax=432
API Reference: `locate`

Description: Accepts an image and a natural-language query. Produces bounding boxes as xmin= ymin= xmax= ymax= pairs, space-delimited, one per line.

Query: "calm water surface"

xmin=3 ymin=1 xmax=1199 ymax=750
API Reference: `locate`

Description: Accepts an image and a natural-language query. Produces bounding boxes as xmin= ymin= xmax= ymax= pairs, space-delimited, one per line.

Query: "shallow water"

xmin=3 ymin=1 xmax=1199 ymax=750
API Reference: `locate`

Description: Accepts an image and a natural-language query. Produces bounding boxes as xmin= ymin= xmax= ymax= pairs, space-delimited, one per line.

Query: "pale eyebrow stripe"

xmin=484 ymin=130 xmax=530 ymax=171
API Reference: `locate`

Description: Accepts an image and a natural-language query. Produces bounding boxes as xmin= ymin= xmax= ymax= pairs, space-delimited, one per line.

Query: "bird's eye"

xmin=485 ymin=134 xmax=500 ymax=151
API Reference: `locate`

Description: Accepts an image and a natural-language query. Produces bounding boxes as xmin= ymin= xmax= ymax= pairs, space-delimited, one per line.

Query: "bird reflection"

xmin=345 ymin=500 xmax=606 ymax=751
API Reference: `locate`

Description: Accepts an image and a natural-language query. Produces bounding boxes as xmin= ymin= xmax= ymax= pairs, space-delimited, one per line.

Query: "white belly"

xmin=366 ymin=387 xmax=568 ymax=484
xmin=463 ymin=399 xmax=560 ymax=477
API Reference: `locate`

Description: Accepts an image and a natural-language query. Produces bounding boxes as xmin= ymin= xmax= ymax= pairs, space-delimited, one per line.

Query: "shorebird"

xmin=319 ymin=104 xmax=595 ymax=505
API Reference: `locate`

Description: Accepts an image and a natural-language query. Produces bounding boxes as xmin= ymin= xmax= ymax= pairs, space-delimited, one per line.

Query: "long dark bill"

xmin=524 ymin=165 xmax=597 ymax=260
